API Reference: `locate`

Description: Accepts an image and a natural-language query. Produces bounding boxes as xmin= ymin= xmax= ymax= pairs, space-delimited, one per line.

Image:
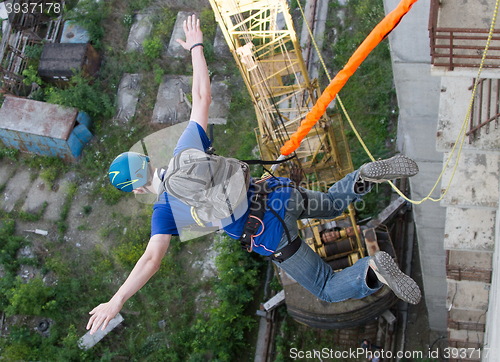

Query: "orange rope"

xmin=280 ymin=0 xmax=419 ymax=156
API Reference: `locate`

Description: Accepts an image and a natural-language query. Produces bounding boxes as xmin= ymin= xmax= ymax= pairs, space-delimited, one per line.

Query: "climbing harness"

xmin=239 ymin=176 xmax=307 ymax=262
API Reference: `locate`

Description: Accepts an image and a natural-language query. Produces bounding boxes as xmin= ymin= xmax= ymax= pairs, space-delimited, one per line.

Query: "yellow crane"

xmin=209 ymin=0 xmax=401 ymax=329
xmin=209 ymin=0 xmax=365 ymax=265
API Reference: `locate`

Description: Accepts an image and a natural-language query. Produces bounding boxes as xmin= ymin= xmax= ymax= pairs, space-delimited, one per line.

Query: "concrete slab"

xmin=152 ymin=75 xmax=231 ymax=125
xmin=447 ymin=280 xmax=490 ymax=311
xmin=21 ymin=176 xmax=71 ymax=222
xmin=448 ymin=328 xmax=485 ymax=344
xmin=64 ymin=185 xmax=141 ymax=249
xmin=440 ymin=151 xmax=499 ymax=209
xmin=444 ymin=207 xmax=496 ymax=251
xmin=78 ymin=313 xmax=124 ymax=350
xmin=254 ymin=314 xmax=272 ymax=362
xmin=166 ymin=11 xmax=191 ymax=58
xmin=1 ymin=168 xmax=32 ymax=213
xmin=116 ymin=74 xmax=143 ymax=123
xmin=126 ymin=14 xmax=153 ymax=52
xmin=437 ymin=0 xmax=492 ymax=30
xmin=417 ymin=250 xmax=447 ymax=277
xmin=411 ymin=160 xmax=447 ymax=195
xmin=450 ymin=308 xmax=487 ymax=325
xmin=419 ymin=245 xmax=446 ymax=282
xmin=386 ymin=0 xmax=448 ymax=333
xmin=447 ymin=250 xmax=494 ymax=271
xmin=420 ymin=275 xmax=448 ymax=331
xmin=431 ymin=67 xmax=500 ymax=80
xmin=437 ymin=76 xmax=500 ymax=152
xmin=0 ymin=161 xmax=18 ymax=186
xmin=208 ymin=76 xmax=229 ymax=125
xmin=152 ymin=75 xmax=192 ymax=125
xmin=421 ymin=275 xmax=448 ymax=301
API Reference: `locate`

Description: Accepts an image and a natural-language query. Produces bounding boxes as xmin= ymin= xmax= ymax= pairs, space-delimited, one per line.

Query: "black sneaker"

xmin=359 ymin=154 xmax=419 ymax=183
xmin=369 ymin=251 xmax=421 ymax=305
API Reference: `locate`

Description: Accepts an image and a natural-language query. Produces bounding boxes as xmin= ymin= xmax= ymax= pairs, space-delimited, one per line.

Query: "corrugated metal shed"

xmin=0 ymin=96 xmax=93 ymax=160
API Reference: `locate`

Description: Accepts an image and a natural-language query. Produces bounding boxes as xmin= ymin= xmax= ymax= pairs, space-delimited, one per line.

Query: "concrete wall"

xmin=484 ymin=200 xmax=500 ymax=361
xmin=383 ymin=0 xmax=447 ymax=332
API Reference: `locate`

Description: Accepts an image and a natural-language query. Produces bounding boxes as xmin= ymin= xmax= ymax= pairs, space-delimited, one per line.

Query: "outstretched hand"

xmin=86 ymin=298 xmax=123 ymax=335
xmin=176 ymin=14 xmax=203 ymax=51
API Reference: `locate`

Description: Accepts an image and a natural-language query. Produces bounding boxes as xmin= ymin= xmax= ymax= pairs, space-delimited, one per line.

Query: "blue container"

xmin=0 ymin=96 xmax=94 ymax=160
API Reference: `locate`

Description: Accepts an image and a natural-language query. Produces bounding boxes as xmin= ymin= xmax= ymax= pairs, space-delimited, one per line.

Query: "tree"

xmin=6 ymin=277 xmax=56 ymax=316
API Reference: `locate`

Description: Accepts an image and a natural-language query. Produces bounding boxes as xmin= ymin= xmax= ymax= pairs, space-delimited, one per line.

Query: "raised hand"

xmin=176 ymin=14 xmax=203 ymax=51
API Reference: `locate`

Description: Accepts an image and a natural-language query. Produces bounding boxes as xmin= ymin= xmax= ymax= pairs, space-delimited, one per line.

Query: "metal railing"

xmin=429 ymin=0 xmax=500 ymax=70
xmin=467 ymin=78 xmax=500 ymax=143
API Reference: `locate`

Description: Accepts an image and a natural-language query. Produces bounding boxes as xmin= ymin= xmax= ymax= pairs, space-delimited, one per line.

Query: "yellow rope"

xmin=297 ymin=0 xmax=500 ymax=204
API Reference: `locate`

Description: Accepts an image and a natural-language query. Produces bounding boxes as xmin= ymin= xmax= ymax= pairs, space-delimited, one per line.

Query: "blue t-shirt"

xmin=223 ymin=177 xmax=292 ymax=255
xmin=151 ymin=121 xmax=293 ymax=256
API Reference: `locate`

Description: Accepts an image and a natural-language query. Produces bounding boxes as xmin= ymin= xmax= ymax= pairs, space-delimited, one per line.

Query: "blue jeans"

xmin=274 ymin=170 xmax=382 ymax=302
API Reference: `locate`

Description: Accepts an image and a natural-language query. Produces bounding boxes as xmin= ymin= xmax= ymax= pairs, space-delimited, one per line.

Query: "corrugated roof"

xmin=0 ymin=96 xmax=77 ymax=140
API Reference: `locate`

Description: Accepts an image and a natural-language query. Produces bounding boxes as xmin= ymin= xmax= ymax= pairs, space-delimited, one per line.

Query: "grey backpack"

xmin=163 ymin=148 xmax=250 ymax=223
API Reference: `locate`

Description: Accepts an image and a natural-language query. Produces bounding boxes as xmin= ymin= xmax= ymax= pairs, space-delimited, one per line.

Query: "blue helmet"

xmin=108 ymin=152 xmax=151 ymax=192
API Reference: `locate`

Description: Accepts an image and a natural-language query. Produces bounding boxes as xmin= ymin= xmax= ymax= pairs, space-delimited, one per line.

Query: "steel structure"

xmin=210 ymin=0 xmax=353 ymax=183
xmin=209 ymin=0 xmax=372 ymax=287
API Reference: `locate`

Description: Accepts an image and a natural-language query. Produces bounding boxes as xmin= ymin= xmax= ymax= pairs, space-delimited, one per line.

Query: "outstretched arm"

xmin=86 ymin=234 xmax=171 ymax=334
xmin=176 ymin=14 xmax=211 ymax=131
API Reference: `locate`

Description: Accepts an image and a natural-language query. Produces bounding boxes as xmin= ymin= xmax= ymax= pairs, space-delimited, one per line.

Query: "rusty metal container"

xmin=0 ymin=96 xmax=92 ymax=160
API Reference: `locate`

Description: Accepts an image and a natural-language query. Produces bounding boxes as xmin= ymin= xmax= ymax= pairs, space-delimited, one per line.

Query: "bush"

xmin=65 ymin=0 xmax=109 ymax=49
xmin=143 ymin=36 xmax=163 ymax=60
xmin=5 ymin=277 xmax=56 ymax=316
xmin=40 ymin=168 xmax=59 ymax=189
xmin=190 ymin=235 xmax=262 ymax=360
xmin=22 ymin=65 xmax=43 ymax=86
xmin=45 ymin=73 xmax=115 ymax=119
xmin=0 ymin=146 xmax=19 ymax=161
xmin=152 ymin=7 xmax=176 ymax=40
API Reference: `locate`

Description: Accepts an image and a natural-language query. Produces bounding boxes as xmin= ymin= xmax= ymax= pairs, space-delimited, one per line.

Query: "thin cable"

xmin=297 ymin=0 xmax=500 ymax=205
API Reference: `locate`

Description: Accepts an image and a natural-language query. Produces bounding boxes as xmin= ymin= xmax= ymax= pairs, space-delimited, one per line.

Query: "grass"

xmin=324 ymin=0 xmax=398 ymax=167
xmin=317 ymin=0 xmax=398 ymax=218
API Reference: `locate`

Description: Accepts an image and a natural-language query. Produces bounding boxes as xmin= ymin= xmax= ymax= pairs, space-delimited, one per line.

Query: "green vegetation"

xmin=320 ymin=0 xmax=397 ymax=218
xmin=64 ymin=0 xmax=110 ymax=50
xmin=45 ymin=73 xmax=115 ymax=119
xmin=0 ymin=146 xmax=20 ymax=161
xmin=0 ymin=0 xmax=260 ymax=359
xmin=326 ymin=0 xmax=397 ymax=165
xmin=143 ymin=36 xmax=163 ymax=60
xmin=0 ymin=0 xmax=398 ymax=359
